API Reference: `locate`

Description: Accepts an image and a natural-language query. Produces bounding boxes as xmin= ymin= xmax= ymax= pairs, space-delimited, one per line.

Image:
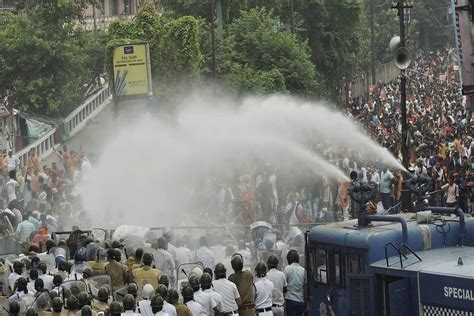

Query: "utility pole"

xmin=211 ymin=0 xmax=217 ymax=78
xmin=392 ymin=0 xmax=413 ymax=212
xmin=370 ymin=0 xmax=375 ymax=85
xmin=289 ymin=0 xmax=295 ymax=34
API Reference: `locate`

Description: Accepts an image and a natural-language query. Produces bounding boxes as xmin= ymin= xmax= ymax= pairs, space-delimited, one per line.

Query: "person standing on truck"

xmin=442 ymin=175 xmax=459 ymax=207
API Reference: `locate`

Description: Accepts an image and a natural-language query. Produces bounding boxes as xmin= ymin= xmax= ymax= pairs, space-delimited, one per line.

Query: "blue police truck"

xmin=305 ymin=183 xmax=474 ymax=315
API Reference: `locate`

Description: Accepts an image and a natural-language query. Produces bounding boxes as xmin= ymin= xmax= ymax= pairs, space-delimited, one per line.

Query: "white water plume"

xmin=80 ymin=92 xmax=403 ymax=227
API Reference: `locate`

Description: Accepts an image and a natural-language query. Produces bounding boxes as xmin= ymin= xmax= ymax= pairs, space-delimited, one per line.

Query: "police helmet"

xmin=78 ymin=292 xmax=91 ymax=307
xmin=267 ymin=254 xmax=279 ymax=269
xmin=13 ymin=261 xmax=24 ymax=273
xmin=62 ymin=288 xmax=72 ymax=300
xmin=109 ymin=301 xmax=123 ymax=314
xmin=37 ymin=262 xmax=47 ymax=274
xmin=122 ymin=294 xmax=136 ymax=311
xmin=80 ymin=305 xmax=92 ymax=316
xmin=21 ymin=258 xmax=31 ymax=270
xmin=106 ymin=248 xmax=116 ymax=260
xmin=98 ymin=286 xmax=109 ymax=302
xmin=159 ymin=275 xmax=169 ymax=288
xmin=16 ymin=277 xmax=28 ymax=290
xmin=51 ymin=297 xmax=63 ymax=313
xmin=167 ymin=289 xmax=179 ymax=304
xmin=155 ymin=284 xmax=167 ymax=299
xmin=181 ymin=285 xmax=194 ymax=302
xmin=67 ymin=295 xmax=78 ymax=311
xmin=214 ymin=263 xmax=226 ymax=279
xmin=127 ymin=282 xmax=139 ymax=297
xmin=82 ymin=268 xmax=93 ymax=279
xmin=200 ymin=273 xmax=212 ymax=289
xmin=151 ymin=295 xmax=164 ymax=314
xmin=8 ymin=301 xmax=20 ymax=315
xmin=142 ymin=252 xmax=153 ymax=266
xmin=255 ymin=262 xmax=267 ymax=277
xmin=49 ymin=291 xmax=59 ymax=300
xmin=25 ymin=307 xmax=38 ymax=316
xmin=53 ymin=274 xmax=63 ymax=287
xmin=188 ymin=275 xmax=200 ymax=292
xmin=231 ymin=254 xmax=244 ymax=272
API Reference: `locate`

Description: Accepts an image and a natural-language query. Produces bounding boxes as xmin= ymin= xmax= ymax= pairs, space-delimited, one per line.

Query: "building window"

xmin=124 ymin=0 xmax=131 ymax=15
xmin=111 ymin=0 xmax=119 ymax=16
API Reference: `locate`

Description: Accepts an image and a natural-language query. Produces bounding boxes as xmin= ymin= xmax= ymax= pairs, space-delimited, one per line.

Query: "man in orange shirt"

xmin=27 ymin=149 xmax=39 ymax=171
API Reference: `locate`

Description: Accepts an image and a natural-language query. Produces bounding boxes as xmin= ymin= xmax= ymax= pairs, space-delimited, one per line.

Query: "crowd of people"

xmin=344 ymin=48 xmax=473 ymax=214
xmin=0 ymin=228 xmax=305 ymax=316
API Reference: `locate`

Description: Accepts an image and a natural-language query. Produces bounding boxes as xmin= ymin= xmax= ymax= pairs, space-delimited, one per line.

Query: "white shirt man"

xmin=6 ymin=178 xmax=19 ymax=202
xmin=4 ymin=154 xmax=20 ymax=172
xmin=155 ymin=248 xmax=175 ymax=278
xmin=212 ymin=278 xmax=240 ymax=314
xmin=193 ymin=289 xmax=216 ymax=316
xmin=195 ymin=246 xmax=215 ymax=269
xmin=266 ymin=267 xmax=287 ymax=316
xmin=203 ymin=288 xmax=223 ymax=314
xmin=284 ymin=263 xmax=305 ymax=303
xmin=186 ymin=300 xmax=203 ymax=316
xmin=255 ymin=276 xmax=274 ymax=316
xmin=8 ymin=271 xmax=21 ymax=291
xmin=163 ymin=301 xmax=177 ymax=316
xmin=175 ymin=245 xmax=194 ymax=268
xmin=39 ymin=273 xmax=54 ymax=291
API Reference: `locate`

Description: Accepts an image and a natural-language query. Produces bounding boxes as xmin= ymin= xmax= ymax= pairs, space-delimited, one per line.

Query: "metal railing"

xmin=64 ymin=84 xmax=112 ymax=138
xmin=14 ymin=84 xmax=112 ymax=166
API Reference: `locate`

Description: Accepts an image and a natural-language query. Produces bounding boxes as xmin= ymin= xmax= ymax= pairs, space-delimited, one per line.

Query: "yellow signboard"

xmin=112 ymin=43 xmax=152 ymax=96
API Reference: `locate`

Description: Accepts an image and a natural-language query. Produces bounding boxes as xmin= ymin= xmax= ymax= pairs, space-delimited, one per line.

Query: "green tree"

xmin=220 ymin=8 xmax=322 ymax=96
xmin=0 ymin=0 xmax=104 ymax=116
xmin=298 ymin=0 xmax=366 ymax=100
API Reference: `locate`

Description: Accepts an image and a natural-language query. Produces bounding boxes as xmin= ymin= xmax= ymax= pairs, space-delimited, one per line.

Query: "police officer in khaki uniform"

xmin=104 ymin=249 xmax=129 ymax=291
xmin=168 ymin=288 xmax=193 ymax=316
xmin=86 ymin=248 xmax=107 ymax=275
xmin=91 ymin=287 xmax=110 ymax=314
xmin=228 ymin=254 xmax=256 ymax=316
xmin=132 ymin=252 xmax=160 ymax=297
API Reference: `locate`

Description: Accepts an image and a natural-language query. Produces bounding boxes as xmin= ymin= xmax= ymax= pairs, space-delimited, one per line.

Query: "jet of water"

xmin=80 ymin=91 xmax=403 ymax=227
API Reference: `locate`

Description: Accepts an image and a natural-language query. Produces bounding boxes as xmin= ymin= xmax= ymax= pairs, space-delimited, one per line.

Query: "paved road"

xmin=41 ymin=105 xmax=115 ymax=167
